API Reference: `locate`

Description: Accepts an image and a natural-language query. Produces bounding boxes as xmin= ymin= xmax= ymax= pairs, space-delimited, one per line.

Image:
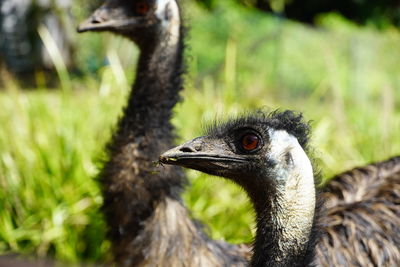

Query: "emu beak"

xmin=77 ymin=18 xmax=104 ymax=33
xmin=159 ymin=137 xmax=247 ymax=174
xmin=159 ymin=137 xmax=207 ymax=169
xmin=77 ymin=0 xmax=148 ymax=33
xmin=77 ymin=5 xmax=114 ymax=33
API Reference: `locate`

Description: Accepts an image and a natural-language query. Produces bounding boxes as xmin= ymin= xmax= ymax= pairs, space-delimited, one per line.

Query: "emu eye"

xmin=241 ymin=134 xmax=260 ymax=151
xmin=134 ymin=2 xmax=150 ymax=15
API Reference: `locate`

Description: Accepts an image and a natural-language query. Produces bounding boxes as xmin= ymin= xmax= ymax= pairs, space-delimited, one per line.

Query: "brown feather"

xmin=316 ymin=156 xmax=400 ymax=266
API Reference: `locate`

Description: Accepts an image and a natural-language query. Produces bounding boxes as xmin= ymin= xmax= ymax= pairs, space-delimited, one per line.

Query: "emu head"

xmin=160 ymin=110 xmax=315 ymax=206
xmin=77 ymin=0 xmax=180 ymax=44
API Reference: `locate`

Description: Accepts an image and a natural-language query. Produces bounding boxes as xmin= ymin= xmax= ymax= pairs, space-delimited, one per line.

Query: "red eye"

xmin=241 ymin=134 xmax=260 ymax=151
xmin=135 ymin=2 xmax=149 ymax=15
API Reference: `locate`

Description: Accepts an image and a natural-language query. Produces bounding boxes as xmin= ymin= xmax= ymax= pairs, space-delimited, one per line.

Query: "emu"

xmin=78 ymin=0 xmax=249 ymax=265
xmin=160 ymin=110 xmax=400 ymax=266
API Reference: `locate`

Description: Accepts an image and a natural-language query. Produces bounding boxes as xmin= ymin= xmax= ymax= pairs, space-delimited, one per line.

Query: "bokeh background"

xmin=0 ymin=0 xmax=399 ymax=263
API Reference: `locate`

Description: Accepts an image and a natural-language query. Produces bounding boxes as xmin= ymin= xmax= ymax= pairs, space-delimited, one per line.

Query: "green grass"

xmin=0 ymin=0 xmax=400 ymax=263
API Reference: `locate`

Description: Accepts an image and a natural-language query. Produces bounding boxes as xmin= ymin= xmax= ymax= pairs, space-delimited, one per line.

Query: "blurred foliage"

xmin=0 ymin=0 xmax=75 ymax=73
xmin=0 ymin=0 xmax=399 ymax=264
xmin=195 ymin=0 xmax=400 ymax=26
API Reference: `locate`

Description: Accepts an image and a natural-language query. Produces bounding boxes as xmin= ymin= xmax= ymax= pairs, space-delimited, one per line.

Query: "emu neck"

xmin=250 ymin=173 xmax=316 ymax=266
xmin=101 ymin=17 xmax=187 ymax=265
xmin=126 ymin=23 xmax=183 ymax=133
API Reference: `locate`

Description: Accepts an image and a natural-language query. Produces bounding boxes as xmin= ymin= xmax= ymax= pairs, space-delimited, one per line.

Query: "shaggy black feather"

xmin=205 ymin=110 xmax=311 ymax=150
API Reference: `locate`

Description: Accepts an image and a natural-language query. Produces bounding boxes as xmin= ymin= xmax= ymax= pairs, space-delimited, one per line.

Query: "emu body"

xmin=316 ymin=156 xmax=400 ymax=266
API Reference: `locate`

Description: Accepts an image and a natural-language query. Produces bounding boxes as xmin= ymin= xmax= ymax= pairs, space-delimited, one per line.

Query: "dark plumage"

xmin=78 ymin=0 xmax=249 ymax=266
xmin=205 ymin=110 xmax=312 ymax=149
xmin=160 ymin=110 xmax=400 ymax=266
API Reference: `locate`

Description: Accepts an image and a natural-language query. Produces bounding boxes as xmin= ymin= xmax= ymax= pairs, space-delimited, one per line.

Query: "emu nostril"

xmin=180 ymin=146 xmax=196 ymax=153
xmin=91 ymin=16 xmax=102 ymax=24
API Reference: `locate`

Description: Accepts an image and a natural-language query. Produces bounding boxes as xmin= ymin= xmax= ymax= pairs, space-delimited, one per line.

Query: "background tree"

xmin=0 ymin=0 xmax=74 ymax=76
xmin=196 ymin=0 xmax=400 ymax=26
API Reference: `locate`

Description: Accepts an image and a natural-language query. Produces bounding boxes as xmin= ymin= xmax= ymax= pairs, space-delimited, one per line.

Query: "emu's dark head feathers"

xmin=204 ymin=110 xmax=311 ymax=150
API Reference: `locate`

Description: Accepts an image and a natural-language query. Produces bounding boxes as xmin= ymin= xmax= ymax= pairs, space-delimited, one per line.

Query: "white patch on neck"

xmin=267 ymin=129 xmax=315 ymax=253
xmin=155 ymin=0 xmax=180 ymax=46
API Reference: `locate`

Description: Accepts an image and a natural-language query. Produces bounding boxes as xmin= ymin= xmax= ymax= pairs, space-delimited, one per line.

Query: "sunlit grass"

xmin=0 ymin=1 xmax=399 ymax=263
